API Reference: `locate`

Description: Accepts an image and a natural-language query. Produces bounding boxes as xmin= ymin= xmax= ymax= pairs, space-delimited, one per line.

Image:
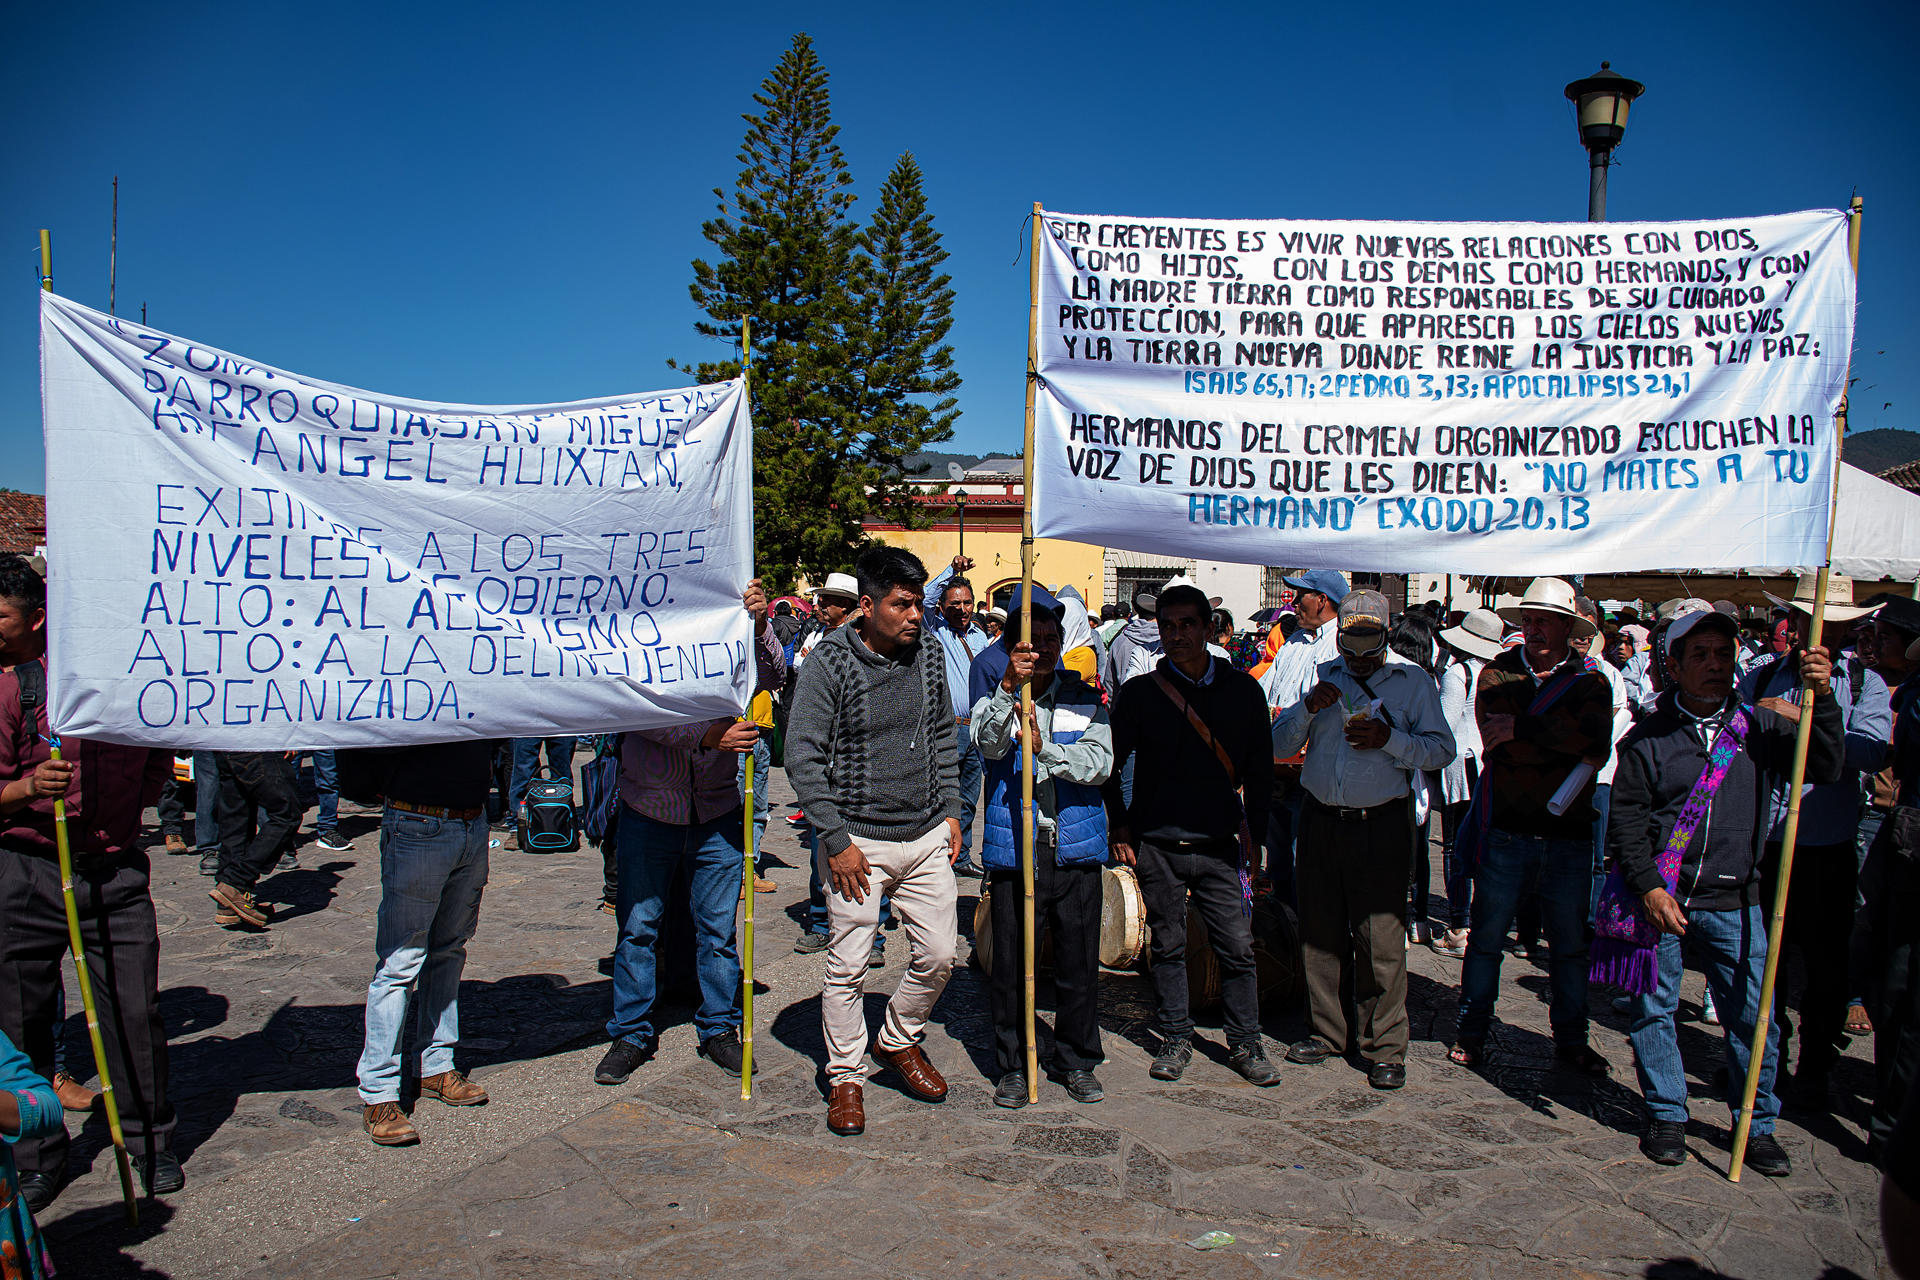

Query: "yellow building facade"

xmin=862 ymin=486 xmax=1106 ymax=610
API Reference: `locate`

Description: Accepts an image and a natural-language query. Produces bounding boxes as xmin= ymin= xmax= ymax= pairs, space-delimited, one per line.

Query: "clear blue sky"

xmin=5 ymin=0 xmax=1913 ymax=494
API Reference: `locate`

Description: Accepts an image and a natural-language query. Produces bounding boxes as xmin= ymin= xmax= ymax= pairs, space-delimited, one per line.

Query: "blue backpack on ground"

xmin=517 ymin=767 xmax=579 ymax=854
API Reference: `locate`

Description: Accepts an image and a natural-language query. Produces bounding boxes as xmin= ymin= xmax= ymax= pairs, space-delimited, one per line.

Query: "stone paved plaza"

xmin=35 ymin=773 xmax=1891 ymax=1278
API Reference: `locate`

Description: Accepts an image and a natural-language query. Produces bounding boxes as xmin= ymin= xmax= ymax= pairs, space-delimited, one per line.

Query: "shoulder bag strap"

xmin=1150 ymin=669 xmax=1238 ymax=788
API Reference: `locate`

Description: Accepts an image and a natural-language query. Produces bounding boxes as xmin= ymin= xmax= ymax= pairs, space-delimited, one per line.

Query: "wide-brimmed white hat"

xmin=1498 ymin=577 xmax=1597 ymax=640
xmin=815 ymin=572 xmax=859 ymax=602
xmin=1765 ymin=573 xmax=1881 ymax=623
xmin=1440 ymin=608 xmax=1507 ymax=661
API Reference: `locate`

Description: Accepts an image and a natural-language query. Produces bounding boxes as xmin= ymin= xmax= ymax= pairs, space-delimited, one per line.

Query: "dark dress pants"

xmin=987 ymin=841 xmax=1103 ymax=1074
xmin=1860 ymin=808 xmax=1920 ymax=1161
xmin=214 ymin=751 xmax=304 ymax=892
xmin=1762 ymin=839 xmax=1859 ymax=1082
xmin=1297 ymin=795 xmax=1413 ymax=1065
xmin=1135 ymin=836 xmax=1260 ymax=1046
xmin=0 ymin=848 xmax=173 ymax=1178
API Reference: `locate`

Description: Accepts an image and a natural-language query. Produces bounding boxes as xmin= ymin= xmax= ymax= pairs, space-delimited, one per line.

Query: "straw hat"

xmin=815 ymin=572 xmax=859 ymax=603
xmin=1497 ymin=577 xmax=1597 ymax=639
xmin=1765 ymin=573 xmax=1881 ymax=623
xmin=1440 ymin=608 xmax=1507 ymax=661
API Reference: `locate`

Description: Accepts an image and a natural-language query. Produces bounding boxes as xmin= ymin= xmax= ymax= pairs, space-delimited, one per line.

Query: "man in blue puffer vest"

xmin=971 ymin=587 xmax=1114 ymax=1109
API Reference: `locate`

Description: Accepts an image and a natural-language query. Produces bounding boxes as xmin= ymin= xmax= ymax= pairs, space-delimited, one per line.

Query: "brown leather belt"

xmin=386 ymin=798 xmax=486 ymax=822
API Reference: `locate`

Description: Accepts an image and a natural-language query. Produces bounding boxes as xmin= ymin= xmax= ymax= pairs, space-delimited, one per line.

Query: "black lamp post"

xmin=1563 ymin=62 xmax=1645 ymax=222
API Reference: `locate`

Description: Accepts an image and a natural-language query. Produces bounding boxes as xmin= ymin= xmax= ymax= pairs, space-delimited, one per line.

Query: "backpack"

xmin=517 ymin=766 xmax=579 ymax=853
xmin=578 ymin=737 xmax=623 ymax=845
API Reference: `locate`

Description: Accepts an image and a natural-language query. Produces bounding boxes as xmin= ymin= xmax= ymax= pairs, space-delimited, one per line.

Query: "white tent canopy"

xmin=1823 ymin=464 xmax=1920 ymax=581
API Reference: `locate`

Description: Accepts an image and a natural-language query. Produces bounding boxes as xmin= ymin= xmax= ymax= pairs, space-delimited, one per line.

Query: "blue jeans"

xmin=738 ymin=740 xmax=770 ymax=869
xmin=1629 ymin=904 xmax=1781 ymax=1134
xmin=193 ymin=751 xmax=220 ymax=849
xmin=608 ymin=809 xmax=743 ymax=1044
xmin=1456 ymin=828 xmax=1592 ymax=1047
xmin=312 ymin=750 xmax=340 ymax=834
xmin=509 ymin=737 xmax=577 ymax=814
xmin=955 ymin=721 xmax=982 ymax=861
xmin=1588 ymin=783 xmax=1612 ymax=923
xmin=356 ymin=810 xmax=490 ymax=1104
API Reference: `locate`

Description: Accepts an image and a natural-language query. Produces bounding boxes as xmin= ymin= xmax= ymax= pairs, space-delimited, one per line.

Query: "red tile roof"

xmin=0 ymin=493 xmax=47 ymax=555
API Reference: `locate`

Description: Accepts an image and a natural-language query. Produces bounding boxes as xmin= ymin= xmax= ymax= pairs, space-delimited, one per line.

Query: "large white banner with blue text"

xmin=1032 ymin=208 xmax=1854 ymax=574
xmin=40 ymin=291 xmax=754 ymax=748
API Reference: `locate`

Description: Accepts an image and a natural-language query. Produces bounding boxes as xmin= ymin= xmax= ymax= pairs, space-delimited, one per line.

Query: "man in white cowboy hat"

xmin=1432 ymin=608 xmax=1508 ymax=956
xmin=1738 ymin=573 xmax=1890 ymax=1108
xmin=1451 ymin=577 xmax=1617 ymax=1075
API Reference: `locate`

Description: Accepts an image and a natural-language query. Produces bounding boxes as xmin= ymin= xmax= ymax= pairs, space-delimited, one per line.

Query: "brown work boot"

xmin=753 ymin=875 xmax=777 ymax=893
xmin=363 ymin=1101 xmax=419 ymax=1145
xmin=826 ymin=1082 xmax=865 ymax=1136
xmin=871 ymin=1042 xmax=948 ymax=1102
xmin=419 ymin=1069 xmax=488 ymax=1106
xmin=163 ymin=833 xmax=189 ymax=856
xmin=208 ymin=882 xmax=269 ymax=929
xmin=52 ymin=1071 xmax=98 ymax=1112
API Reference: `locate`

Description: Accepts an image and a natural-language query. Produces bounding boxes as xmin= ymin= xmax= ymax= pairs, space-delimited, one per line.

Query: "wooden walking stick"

xmin=40 ymin=231 xmax=139 ymax=1223
xmin=1018 ymin=202 xmax=1043 ymax=1103
xmin=1728 ymin=195 xmax=1862 ymax=1181
xmin=738 ymin=315 xmax=756 ymax=1102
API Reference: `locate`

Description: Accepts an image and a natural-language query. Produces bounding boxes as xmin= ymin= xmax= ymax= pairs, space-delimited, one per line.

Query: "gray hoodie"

xmin=785 ymin=619 xmax=960 ymax=856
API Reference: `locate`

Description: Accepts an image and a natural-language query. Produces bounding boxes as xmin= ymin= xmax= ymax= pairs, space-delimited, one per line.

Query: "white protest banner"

xmin=1032 ymin=209 xmax=1854 ymax=574
xmin=40 ymin=291 xmax=755 ymax=748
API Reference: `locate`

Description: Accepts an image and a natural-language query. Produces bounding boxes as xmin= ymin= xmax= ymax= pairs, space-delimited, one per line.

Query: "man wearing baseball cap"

xmin=1451 ymin=577 xmax=1616 ymax=1077
xmin=1603 ymin=606 xmax=1842 ymax=1172
xmin=1738 ymin=575 xmax=1889 ymax=1108
xmin=1271 ymin=591 xmax=1455 ymax=1089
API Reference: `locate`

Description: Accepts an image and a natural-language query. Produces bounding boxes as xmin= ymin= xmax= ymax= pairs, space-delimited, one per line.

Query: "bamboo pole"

xmin=1729 ymin=195 xmax=1862 ymax=1180
xmin=1019 ymin=203 xmax=1043 ymax=1103
xmin=40 ymin=231 xmax=139 ymax=1223
xmin=739 ymin=315 xmax=755 ymax=1101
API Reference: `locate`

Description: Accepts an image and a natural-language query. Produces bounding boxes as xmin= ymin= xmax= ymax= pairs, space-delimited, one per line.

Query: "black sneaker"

xmin=313 ymin=831 xmax=353 ymax=853
xmin=275 ymin=850 xmax=298 ymax=873
xmin=594 ymin=1036 xmax=656 ymax=1084
xmin=1060 ymin=1069 xmax=1104 ymax=1104
xmin=1228 ymin=1041 xmax=1281 ymax=1087
xmin=198 ymin=850 xmax=220 ymax=877
xmin=1286 ymin=1038 xmax=1335 ymax=1066
xmin=698 ymin=1029 xmax=757 ymax=1076
xmin=136 ymin=1150 xmax=185 ymax=1195
xmin=17 ymin=1170 xmax=61 ymax=1213
xmin=1639 ymin=1119 xmax=1688 ymax=1166
xmin=1149 ymin=1037 xmax=1193 ymax=1081
xmin=993 ymin=1070 xmax=1029 ymax=1109
xmin=1744 ymin=1132 xmax=1792 ymax=1178
xmin=793 ymin=932 xmax=830 ymax=955
xmin=951 ymin=860 xmax=983 ymax=878
xmin=868 ymin=939 xmax=886 ymax=969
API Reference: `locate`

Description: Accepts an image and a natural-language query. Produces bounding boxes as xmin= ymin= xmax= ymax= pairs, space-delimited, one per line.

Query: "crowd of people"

xmin=2 ymin=544 xmax=1919 ymax=1276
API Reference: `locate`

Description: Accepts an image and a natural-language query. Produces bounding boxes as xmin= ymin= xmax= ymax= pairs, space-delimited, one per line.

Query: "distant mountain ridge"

xmin=1848 ymin=428 xmax=1920 ymax=475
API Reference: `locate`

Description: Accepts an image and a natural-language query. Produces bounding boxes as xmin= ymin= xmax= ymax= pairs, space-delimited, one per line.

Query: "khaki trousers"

xmin=820 ymin=823 xmax=958 ymax=1086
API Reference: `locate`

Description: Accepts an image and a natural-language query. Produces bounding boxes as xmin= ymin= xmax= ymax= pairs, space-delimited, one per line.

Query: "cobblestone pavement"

xmin=36 ymin=773 xmax=1890 ymax=1279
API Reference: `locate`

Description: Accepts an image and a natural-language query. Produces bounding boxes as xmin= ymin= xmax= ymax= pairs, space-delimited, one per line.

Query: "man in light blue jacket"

xmin=971 ymin=591 xmax=1112 ymax=1109
xmin=1271 ymin=591 xmax=1456 ymax=1090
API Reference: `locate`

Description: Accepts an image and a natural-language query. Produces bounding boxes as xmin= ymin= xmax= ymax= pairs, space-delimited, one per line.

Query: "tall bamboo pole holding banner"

xmin=38 ymin=232 xmax=140 ymax=1224
xmin=1729 ymin=195 xmax=1862 ymax=1181
xmin=1018 ymin=204 xmax=1043 ymax=1102
xmin=738 ymin=316 xmax=756 ymax=1100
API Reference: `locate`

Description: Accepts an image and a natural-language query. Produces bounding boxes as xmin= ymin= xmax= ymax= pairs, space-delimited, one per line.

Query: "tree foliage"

xmin=677 ymin=33 xmax=959 ymax=591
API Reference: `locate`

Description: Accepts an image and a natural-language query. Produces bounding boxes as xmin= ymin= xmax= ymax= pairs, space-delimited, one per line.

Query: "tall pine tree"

xmin=679 ymin=35 xmax=959 ymax=590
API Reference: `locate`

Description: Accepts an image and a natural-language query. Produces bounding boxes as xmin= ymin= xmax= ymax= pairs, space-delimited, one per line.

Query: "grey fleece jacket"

xmin=784 ymin=619 xmax=960 ymax=857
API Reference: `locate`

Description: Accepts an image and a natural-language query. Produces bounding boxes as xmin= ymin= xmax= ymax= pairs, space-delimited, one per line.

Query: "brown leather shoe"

xmin=363 ymin=1101 xmax=419 ymax=1145
xmin=752 ymin=875 xmax=777 ymax=893
xmin=872 ymin=1042 xmax=948 ymax=1102
xmin=419 ymin=1069 xmax=488 ymax=1106
xmin=208 ymin=882 xmax=269 ymax=929
xmin=52 ymin=1071 xmax=98 ymax=1112
xmin=826 ymin=1082 xmax=864 ymax=1136
xmin=164 ymin=834 xmax=189 ymax=856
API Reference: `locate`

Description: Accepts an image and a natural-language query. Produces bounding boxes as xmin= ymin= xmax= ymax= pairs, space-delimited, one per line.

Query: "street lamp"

xmin=1564 ymin=62 xmax=1645 ymax=222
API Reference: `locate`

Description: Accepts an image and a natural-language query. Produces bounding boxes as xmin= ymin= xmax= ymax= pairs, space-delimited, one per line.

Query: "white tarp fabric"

xmin=1830 ymin=464 xmax=1920 ymax=581
xmin=1031 ymin=208 xmax=1855 ymax=575
xmin=39 ymin=291 xmax=754 ymax=748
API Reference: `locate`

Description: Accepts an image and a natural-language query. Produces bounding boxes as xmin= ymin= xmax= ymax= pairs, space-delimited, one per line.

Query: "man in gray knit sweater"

xmin=786 ymin=545 xmax=962 ymax=1136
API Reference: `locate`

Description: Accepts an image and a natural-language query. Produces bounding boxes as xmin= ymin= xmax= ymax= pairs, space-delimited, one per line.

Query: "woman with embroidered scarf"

xmin=1599 ymin=608 xmax=1843 ymax=1175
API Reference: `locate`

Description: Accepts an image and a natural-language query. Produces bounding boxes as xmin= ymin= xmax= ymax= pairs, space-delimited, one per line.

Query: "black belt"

xmin=1305 ymin=794 xmax=1406 ymax=823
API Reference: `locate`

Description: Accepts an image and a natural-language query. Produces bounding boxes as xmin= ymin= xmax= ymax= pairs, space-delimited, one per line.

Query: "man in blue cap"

xmin=1256 ymin=570 xmax=1348 ymax=903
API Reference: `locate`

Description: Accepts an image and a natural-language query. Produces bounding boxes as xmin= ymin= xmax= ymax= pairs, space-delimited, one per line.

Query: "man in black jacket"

xmin=1104 ymin=584 xmax=1276 ymax=1085
xmin=1609 ymin=608 xmax=1842 ymax=1174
